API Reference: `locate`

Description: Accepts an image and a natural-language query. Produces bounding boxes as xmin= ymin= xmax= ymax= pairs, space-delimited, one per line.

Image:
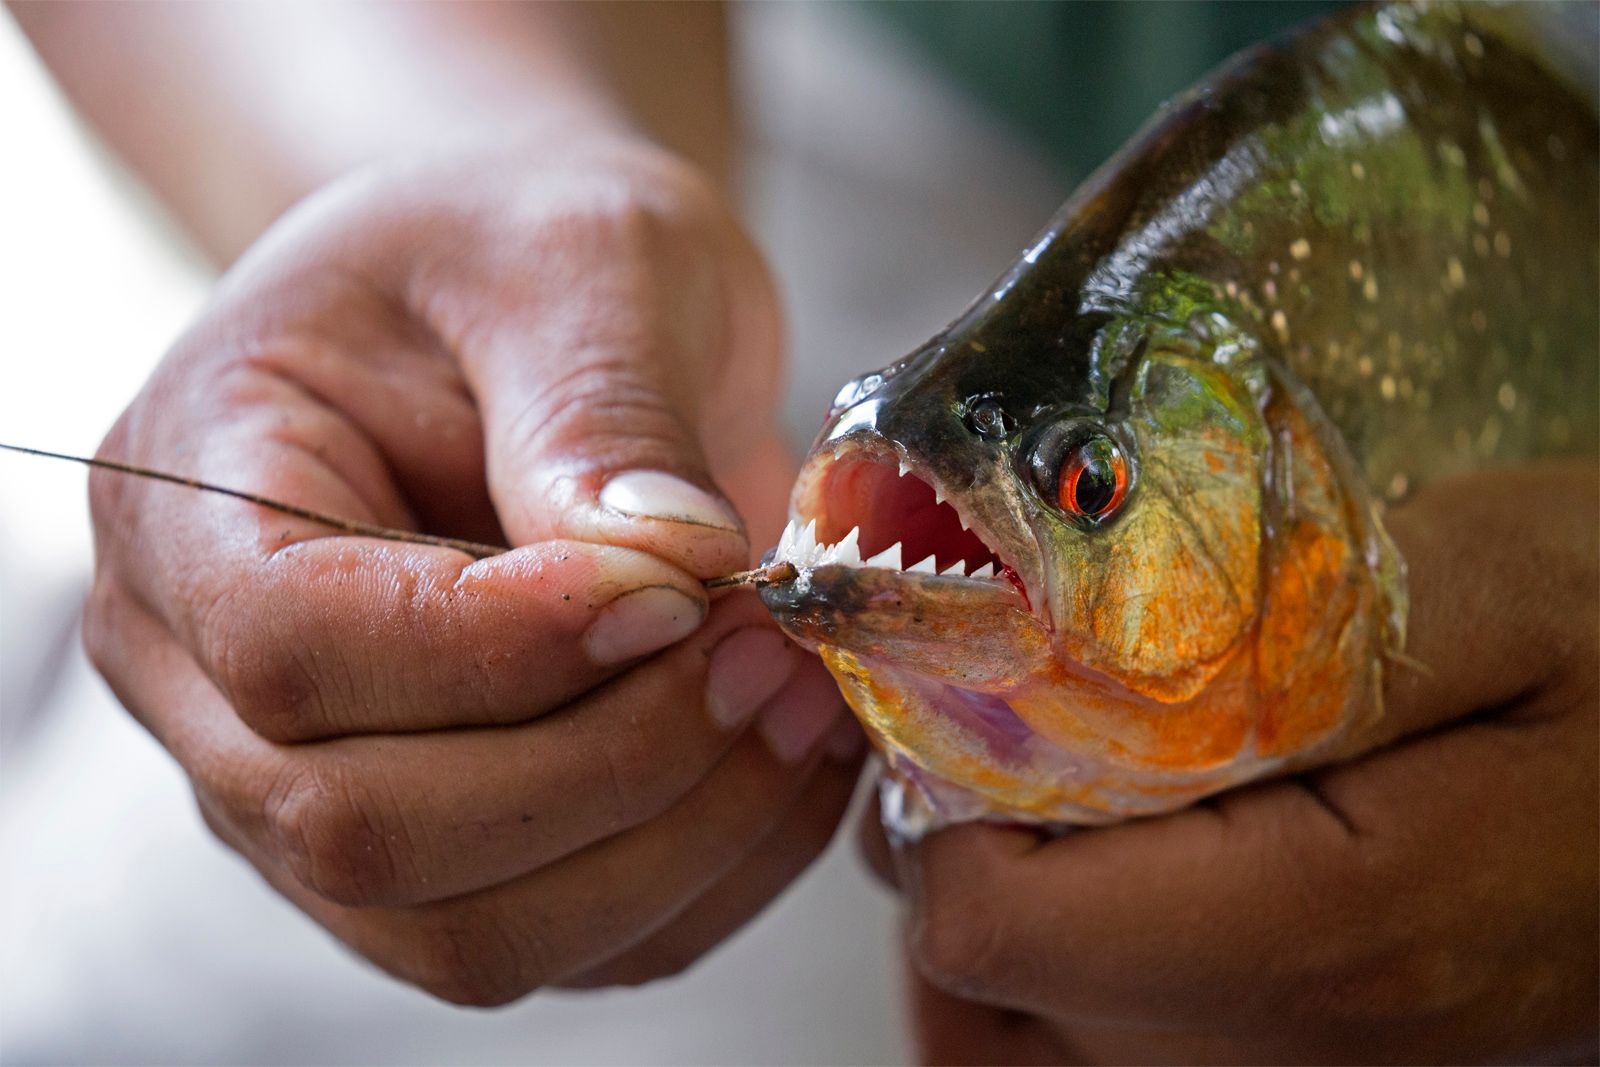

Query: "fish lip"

xmin=772 ymin=560 xmax=1030 ymax=612
xmin=758 ymin=558 xmax=1037 ymax=691
xmin=779 ymin=430 xmax=1043 ymax=612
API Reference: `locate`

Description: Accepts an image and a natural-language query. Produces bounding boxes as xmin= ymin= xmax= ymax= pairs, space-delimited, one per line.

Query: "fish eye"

xmin=1058 ymin=436 xmax=1129 ymax=520
xmin=1027 ymin=427 xmax=1130 ymax=525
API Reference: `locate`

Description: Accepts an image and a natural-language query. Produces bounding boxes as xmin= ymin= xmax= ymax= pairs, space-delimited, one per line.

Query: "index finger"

xmin=95 ymin=382 xmax=709 ymax=742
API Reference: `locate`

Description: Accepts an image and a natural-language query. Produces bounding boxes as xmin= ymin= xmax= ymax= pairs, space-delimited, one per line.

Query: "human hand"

xmin=84 ymin=134 xmax=864 ymax=1005
xmin=864 ymin=461 xmax=1598 ymax=1063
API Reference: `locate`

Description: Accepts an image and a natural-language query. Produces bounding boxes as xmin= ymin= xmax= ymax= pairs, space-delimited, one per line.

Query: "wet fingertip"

xmin=705 ymin=626 xmax=800 ymax=731
xmin=592 ymin=521 xmax=753 ymax=583
xmin=598 ymin=470 xmax=746 ymax=535
xmin=759 ymin=689 xmax=846 ymax=766
xmin=590 ymin=474 xmax=751 ymax=582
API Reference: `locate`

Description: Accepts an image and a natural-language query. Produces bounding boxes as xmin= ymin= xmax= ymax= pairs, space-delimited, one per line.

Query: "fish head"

xmin=762 ymin=283 xmax=1299 ymax=824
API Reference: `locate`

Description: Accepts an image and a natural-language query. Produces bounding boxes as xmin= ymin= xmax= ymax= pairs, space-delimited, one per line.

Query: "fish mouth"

xmin=758 ymin=433 xmax=1113 ymax=824
xmin=763 ymin=434 xmax=1098 ymax=823
xmin=773 ymin=435 xmax=1030 ymax=603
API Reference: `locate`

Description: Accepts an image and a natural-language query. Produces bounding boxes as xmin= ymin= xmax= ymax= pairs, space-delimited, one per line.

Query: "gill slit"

xmin=1104 ymin=334 xmax=1149 ymax=421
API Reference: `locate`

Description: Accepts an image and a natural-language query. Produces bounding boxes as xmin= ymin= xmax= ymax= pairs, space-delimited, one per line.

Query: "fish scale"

xmin=1196 ymin=2 xmax=1599 ymax=502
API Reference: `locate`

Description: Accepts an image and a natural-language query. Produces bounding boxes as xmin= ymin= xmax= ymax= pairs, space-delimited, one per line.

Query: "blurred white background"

xmin=0 ymin=5 xmax=1063 ymax=1063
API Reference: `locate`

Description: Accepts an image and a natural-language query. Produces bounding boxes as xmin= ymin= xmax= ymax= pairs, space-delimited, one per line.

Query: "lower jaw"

xmin=818 ymin=645 xmax=1282 ymax=832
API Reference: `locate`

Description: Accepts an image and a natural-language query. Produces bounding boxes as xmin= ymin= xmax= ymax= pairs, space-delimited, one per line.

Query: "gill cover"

xmin=1021 ymin=340 xmax=1269 ymax=706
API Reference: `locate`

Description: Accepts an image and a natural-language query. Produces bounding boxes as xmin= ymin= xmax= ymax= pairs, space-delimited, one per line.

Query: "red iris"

xmin=1057 ymin=436 xmax=1128 ymax=520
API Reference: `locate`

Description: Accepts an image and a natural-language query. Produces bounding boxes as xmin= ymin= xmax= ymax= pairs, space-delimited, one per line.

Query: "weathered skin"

xmin=761 ymin=2 xmax=1599 ymax=832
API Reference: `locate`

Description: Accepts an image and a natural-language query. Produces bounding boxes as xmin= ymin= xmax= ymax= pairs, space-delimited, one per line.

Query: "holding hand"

xmin=85 ymin=136 xmax=864 ymax=1005
xmin=868 ymin=463 xmax=1598 ymax=1063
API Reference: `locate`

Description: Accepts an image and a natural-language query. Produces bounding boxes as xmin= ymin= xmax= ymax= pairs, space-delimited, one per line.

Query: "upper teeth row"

xmin=773 ymin=519 xmax=999 ymax=579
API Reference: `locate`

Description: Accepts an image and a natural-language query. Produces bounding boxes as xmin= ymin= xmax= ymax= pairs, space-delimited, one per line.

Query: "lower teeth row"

xmin=773 ymin=519 xmax=998 ymax=579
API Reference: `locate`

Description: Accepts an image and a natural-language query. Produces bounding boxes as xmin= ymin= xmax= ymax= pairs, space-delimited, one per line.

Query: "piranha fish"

xmin=759 ymin=1 xmax=1599 ymax=833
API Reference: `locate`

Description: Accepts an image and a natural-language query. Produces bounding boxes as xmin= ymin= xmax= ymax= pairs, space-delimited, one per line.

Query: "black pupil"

xmin=1073 ymin=449 xmax=1117 ymax=515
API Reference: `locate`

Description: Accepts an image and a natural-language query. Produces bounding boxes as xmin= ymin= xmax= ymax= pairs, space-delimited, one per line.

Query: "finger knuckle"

xmin=582 ymin=181 xmax=670 ymax=246
xmin=85 ymin=462 xmax=124 ymax=524
xmin=199 ymin=592 xmax=324 ymax=742
xmin=590 ymin=722 xmax=685 ymax=832
xmin=909 ymin=882 xmax=1013 ymax=995
xmin=194 ymin=796 xmax=237 ymax=851
xmin=266 ymin=763 xmax=405 ymax=906
xmin=404 ymin=910 xmax=539 ymax=1008
xmin=85 ymin=419 xmax=135 ymax=522
xmin=539 ymin=167 xmax=710 ymax=253
xmin=81 ymin=578 xmax=119 ymax=680
xmin=1274 ymin=944 xmax=1485 ymax=1038
xmin=510 ymin=358 xmax=690 ymax=474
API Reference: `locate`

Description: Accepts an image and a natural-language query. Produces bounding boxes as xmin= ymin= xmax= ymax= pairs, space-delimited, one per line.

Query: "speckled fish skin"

xmin=762 ymin=1 xmax=1599 ymax=833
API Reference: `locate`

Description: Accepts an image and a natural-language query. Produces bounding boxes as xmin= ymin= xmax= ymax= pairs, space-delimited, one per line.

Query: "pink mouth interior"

xmin=813 ymin=456 xmax=1006 ymax=577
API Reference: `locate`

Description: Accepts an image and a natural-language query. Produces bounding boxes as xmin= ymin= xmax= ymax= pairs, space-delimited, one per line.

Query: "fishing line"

xmin=0 ymin=442 xmax=790 ymax=588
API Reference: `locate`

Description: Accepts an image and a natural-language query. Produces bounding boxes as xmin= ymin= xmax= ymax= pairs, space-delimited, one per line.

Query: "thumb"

xmin=1367 ymin=457 xmax=1597 ymax=748
xmin=453 ymin=267 xmax=761 ymax=581
xmin=483 ymin=358 xmax=749 ymax=579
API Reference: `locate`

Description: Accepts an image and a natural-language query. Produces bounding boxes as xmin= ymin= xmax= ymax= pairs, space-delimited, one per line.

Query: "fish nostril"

xmin=963 ymin=394 xmax=1015 ymax=440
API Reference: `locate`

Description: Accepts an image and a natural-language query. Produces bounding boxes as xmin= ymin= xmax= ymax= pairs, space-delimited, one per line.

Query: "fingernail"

xmin=583 ymin=586 xmax=704 ymax=665
xmin=600 ymin=470 xmax=743 ymax=533
xmin=758 ymin=689 xmax=845 ymax=765
xmin=824 ymin=715 xmax=867 ymax=762
xmin=705 ymin=627 xmax=798 ymax=730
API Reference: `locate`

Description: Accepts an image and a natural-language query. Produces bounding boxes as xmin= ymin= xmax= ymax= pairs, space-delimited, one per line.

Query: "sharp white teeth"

xmin=798 ymin=518 xmax=819 ymax=559
xmin=772 ymin=515 xmax=1006 ymax=586
xmin=773 ymin=520 xmax=874 ymax=569
xmin=833 ymin=525 xmax=862 ymax=567
xmin=932 ymin=485 xmax=945 ymax=505
xmin=897 ymin=458 xmax=910 ymax=478
xmin=772 ymin=517 xmax=997 ymax=582
xmin=864 ymin=541 xmax=902 ymax=570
